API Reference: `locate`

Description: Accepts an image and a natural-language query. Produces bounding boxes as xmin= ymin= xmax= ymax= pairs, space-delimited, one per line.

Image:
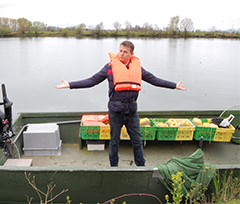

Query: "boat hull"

xmin=0 ymin=110 xmax=239 ymax=204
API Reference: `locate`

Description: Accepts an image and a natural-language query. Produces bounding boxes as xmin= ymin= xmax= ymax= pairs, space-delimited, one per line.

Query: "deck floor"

xmin=21 ymin=140 xmax=240 ymax=167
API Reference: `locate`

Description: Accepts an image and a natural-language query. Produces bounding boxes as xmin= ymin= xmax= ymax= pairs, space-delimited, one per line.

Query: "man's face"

xmin=118 ymin=45 xmax=133 ymax=64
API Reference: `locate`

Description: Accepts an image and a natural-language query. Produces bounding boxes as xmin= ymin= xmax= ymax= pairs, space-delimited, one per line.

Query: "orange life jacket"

xmin=109 ymin=52 xmax=142 ymax=91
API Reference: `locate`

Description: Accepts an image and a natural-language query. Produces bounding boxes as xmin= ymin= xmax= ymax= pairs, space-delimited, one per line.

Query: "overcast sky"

xmin=0 ymin=0 xmax=239 ymax=31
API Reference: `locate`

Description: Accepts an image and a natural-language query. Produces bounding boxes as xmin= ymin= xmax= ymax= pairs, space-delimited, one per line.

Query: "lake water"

xmin=0 ymin=37 xmax=239 ymax=120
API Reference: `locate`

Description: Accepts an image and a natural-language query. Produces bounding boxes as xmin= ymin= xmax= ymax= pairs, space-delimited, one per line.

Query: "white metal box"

xmin=23 ymin=123 xmax=62 ymax=156
xmin=87 ymin=144 xmax=105 ymax=151
xmin=86 ymin=140 xmax=105 ymax=151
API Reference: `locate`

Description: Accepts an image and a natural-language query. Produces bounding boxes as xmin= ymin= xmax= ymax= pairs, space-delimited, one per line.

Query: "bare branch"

xmin=24 ymin=172 xmax=68 ymax=204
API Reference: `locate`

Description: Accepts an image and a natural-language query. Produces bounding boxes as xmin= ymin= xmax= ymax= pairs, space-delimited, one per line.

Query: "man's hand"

xmin=55 ymin=80 xmax=70 ymax=89
xmin=176 ymin=81 xmax=187 ymax=91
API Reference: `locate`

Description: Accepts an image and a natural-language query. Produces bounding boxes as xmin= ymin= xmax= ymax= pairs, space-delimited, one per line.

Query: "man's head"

xmin=118 ymin=41 xmax=135 ymax=64
xmin=120 ymin=41 xmax=135 ymax=53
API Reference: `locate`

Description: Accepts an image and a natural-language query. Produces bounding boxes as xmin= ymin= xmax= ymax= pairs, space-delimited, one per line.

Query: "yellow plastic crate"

xmin=120 ymin=126 xmax=130 ymax=140
xmin=100 ymin=126 xmax=110 ymax=140
xmin=213 ymin=125 xmax=235 ymax=142
xmin=176 ymin=125 xmax=195 ymax=141
xmin=99 ymin=125 xmax=130 ymax=140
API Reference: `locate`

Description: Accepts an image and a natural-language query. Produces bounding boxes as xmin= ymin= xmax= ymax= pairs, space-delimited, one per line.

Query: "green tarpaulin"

xmin=156 ymin=148 xmax=216 ymax=196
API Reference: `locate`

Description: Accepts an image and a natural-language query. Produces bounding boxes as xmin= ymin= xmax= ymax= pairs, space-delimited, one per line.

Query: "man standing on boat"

xmin=55 ymin=40 xmax=187 ymax=167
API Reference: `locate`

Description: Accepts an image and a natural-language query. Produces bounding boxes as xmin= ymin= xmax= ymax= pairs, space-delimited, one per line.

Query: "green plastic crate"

xmin=154 ymin=118 xmax=195 ymax=141
xmin=80 ymin=122 xmax=100 ymax=140
xmin=154 ymin=118 xmax=178 ymax=141
xmin=140 ymin=118 xmax=157 ymax=140
xmin=191 ymin=119 xmax=216 ymax=141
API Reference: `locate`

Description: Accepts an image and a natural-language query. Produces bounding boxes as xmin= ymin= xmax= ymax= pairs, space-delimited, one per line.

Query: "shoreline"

xmin=1 ymin=30 xmax=240 ymax=39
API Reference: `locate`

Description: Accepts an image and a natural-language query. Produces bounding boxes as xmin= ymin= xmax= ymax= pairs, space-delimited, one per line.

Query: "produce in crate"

xmin=156 ymin=119 xmax=193 ymax=127
xmin=156 ymin=122 xmax=168 ymax=127
xmin=170 ymin=122 xmax=179 ymax=127
xmin=140 ymin=118 xmax=151 ymax=126
xmin=167 ymin=118 xmax=176 ymax=125
xmin=192 ymin=118 xmax=218 ymax=128
xmin=192 ymin=117 xmax=202 ymax=126
xmin=82 ymin=114 xmax=109 ymax=126
xmin=202 ymin=122 xmax=218 ymax=128
xmin=179 ymin=119 xmax=192 ymax=126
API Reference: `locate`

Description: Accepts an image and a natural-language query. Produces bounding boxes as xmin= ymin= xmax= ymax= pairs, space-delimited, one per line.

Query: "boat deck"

xmin=21 ymin=140 xmax=240 ymax=167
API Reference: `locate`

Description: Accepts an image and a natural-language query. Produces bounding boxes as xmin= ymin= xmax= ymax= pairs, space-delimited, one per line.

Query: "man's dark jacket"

xmin=69 ymin=63 xmax=176 ymax=114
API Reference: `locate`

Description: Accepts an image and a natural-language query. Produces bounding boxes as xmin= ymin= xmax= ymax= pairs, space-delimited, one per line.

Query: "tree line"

xmin=0 ymin=16 xmax=239 ymax=38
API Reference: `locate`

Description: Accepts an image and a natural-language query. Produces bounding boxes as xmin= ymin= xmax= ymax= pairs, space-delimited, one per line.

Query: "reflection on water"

xmin=0 ymin=37 xmax=239 ymax=119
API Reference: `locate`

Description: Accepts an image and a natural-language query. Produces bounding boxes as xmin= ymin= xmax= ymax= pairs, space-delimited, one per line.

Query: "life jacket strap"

xmin=114 ymin=82 xmax=141 ymax=86
xmin=109 ymin=97 xmax=136 ymax=115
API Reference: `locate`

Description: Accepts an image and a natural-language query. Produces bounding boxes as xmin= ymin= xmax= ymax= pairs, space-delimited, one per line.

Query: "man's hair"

xmin=120 ymin=41 xmax=135 ymax=53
